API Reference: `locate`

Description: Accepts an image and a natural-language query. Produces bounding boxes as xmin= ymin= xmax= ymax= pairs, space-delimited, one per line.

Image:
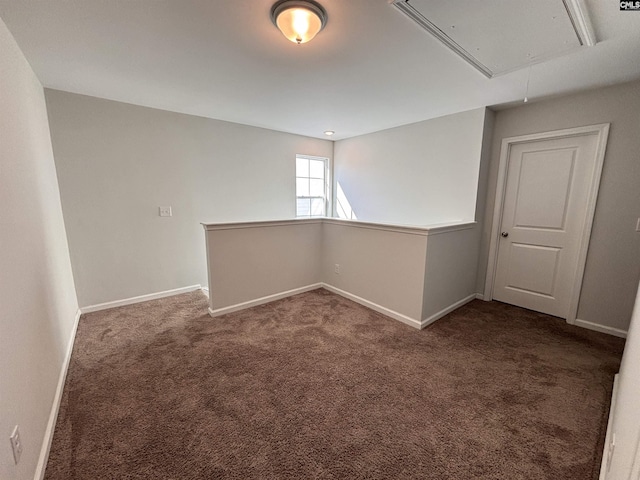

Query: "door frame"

xmin=482 ymin=123 xmax=610 ymax=323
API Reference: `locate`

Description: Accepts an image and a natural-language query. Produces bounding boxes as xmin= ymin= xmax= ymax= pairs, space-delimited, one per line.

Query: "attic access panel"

xmin=392 ymin=0 xmax=595 ymax=77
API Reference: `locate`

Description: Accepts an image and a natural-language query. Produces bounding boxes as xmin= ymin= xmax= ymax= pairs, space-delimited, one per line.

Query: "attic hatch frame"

xmin=389 ymin=0 xmax=597 ymax=78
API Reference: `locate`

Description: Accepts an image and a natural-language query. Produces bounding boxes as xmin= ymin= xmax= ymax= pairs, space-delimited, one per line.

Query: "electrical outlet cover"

xmin=159 ymin=206 xmax=172 ymax=217
xmin=10 ymin=426 xmax=22 ymax=465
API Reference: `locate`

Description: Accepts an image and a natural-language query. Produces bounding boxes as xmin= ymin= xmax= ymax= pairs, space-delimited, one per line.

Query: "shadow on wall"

xmin=336 ymin=182 xmax=357 ymax=220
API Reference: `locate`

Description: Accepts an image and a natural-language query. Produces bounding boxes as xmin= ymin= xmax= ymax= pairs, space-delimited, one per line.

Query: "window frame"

xmin=295 ymin=154 xmax=331 ymax=218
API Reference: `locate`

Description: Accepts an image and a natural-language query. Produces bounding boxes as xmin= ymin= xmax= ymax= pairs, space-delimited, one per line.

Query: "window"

xmin=296 ymin=155 xmax=329 ymax=217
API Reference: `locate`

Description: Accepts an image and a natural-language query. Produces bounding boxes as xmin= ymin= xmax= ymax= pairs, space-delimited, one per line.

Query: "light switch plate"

xmin=159 ymin=206 xmax=172 ymax=217
xmin=636 ymin=218 xmax=640 ymax=232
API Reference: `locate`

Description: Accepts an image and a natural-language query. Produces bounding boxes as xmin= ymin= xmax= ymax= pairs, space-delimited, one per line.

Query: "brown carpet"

xmin=44 ymin=288 xmax=624 ymax=480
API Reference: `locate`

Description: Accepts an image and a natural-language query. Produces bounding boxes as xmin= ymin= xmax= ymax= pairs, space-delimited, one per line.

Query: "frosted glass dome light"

xmin=271 ymin=0 xmax=327 ymax=45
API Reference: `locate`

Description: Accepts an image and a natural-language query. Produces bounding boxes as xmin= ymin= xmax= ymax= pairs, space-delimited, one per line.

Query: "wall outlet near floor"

xmin=159 ymin=206 xmax=172 ymax=217
xmin=9 ymin=425 xmax=22 ymax=465
xmin=334 ymin=264 xmax=341 ymax=274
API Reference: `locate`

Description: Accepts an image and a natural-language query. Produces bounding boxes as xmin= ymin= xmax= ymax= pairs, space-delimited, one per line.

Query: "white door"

xmin=493 ymin=132 xmax=602 ymax=318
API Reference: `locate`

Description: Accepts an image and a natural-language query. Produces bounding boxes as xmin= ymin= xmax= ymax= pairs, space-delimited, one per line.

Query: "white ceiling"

xmin=0 ymin=0 xmax=639 ymax=140
xmin=399 ymin=0 xmax=583 ymax=76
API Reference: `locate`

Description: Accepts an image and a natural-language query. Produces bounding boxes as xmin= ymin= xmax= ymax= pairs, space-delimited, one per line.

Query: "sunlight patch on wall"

xmin=336 ymin=182 xmax=357 ymax=220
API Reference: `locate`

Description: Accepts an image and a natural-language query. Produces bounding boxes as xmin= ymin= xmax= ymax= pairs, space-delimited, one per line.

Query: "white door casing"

xmin=494 ymin=135 xmax=597 ymax=317
xmin=483 ymin=124 xmax=610 ymax=322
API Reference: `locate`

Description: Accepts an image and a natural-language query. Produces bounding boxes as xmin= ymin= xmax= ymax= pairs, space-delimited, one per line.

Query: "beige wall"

xmin=606 ymin=280 xmax=640 ymax=478
xmin=45 ymin=90 xmax=333 ymax=308
xmin=0 ymin=19 xmax=78 ymax=480
xmin=205 ymin=219 xmax=482 ymax=328
xmin=206 ymin=221 xmax=322 ymax=311
xmin=474 ymin=109 xmax=496 ymax=292
xmin=321 ymin=221 xmax=428 ymax=321
xmin=479 ymin=81 xmax=640 ymax=331
xmin=423 ymin=226 xmax=479 ymax=321
xmin=333 ymin=108 xmax=487 ymax=225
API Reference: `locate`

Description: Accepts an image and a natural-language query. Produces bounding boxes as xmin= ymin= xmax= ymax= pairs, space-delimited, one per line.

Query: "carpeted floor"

xmin=44 ymin=288 xmax=624 ymax=480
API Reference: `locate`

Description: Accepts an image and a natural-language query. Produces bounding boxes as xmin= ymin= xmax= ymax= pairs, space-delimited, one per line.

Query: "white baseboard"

xmin=475 ymin=293 xmax=485 ymax=301
xmin=574 ymin=318 xmax=627 ymax=338
xmin=599 ymin=374 xmax=620 ymax=480
xmin=321 ymin=283 xmax=422 ymax=329
xmin=201 ymin=287 xmax=209 ymax=297
xmin=207 ymin=283 xmax=476 ymax=332
xmin=34 ymin=308 xmax=82 ymax=480
xmin=421 ymin=294 xmax=477 ymax=329
xmin=208 ymin=284 xmax=323 ymax=317
xmin=80 ymin=285 xmax=203 ymax=314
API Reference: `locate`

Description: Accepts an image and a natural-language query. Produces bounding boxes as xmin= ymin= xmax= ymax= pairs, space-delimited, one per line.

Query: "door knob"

xmin=501 ymin=232 xmax=509 ymax=237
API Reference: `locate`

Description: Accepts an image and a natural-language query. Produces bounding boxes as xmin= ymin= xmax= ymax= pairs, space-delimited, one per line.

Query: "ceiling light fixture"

xmin=271 ymin=0 xmax=327 ymax=45
xmin=324 ymin=130 xmax=335 ymax=136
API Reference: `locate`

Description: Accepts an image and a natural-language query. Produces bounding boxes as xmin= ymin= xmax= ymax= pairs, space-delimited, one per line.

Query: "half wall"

xmin=203 ymin=218 xmax=478 ymax=329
